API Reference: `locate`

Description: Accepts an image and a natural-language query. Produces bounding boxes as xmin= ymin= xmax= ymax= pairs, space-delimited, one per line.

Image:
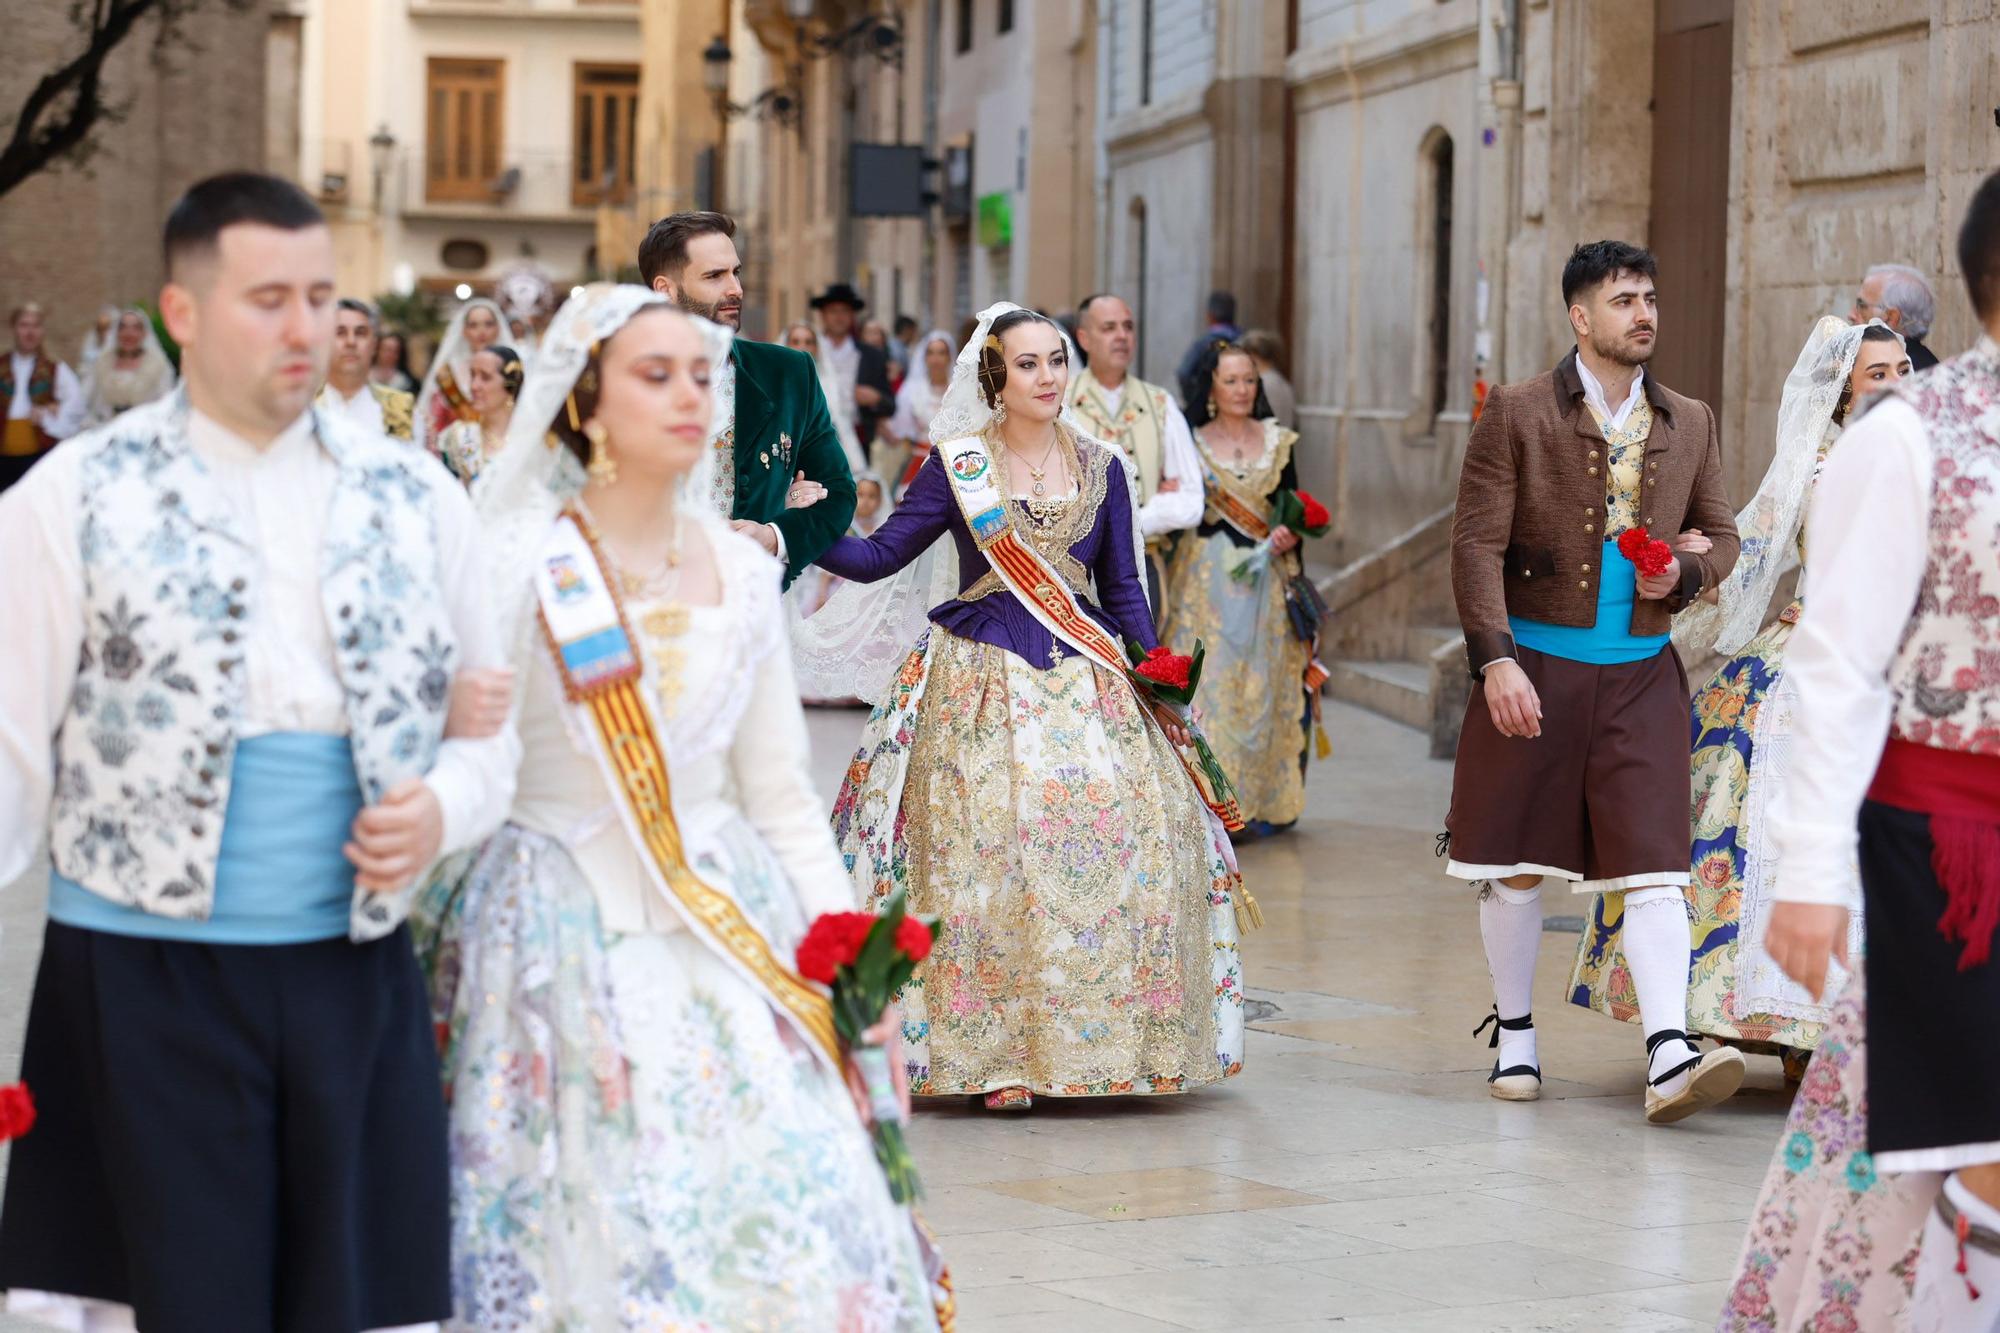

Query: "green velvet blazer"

xmin=728 ymin=339 xmax=857 ymax=584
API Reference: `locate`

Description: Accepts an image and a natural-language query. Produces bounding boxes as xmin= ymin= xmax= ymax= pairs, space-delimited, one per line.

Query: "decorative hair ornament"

xmin=984 ymin=334 xmax=1002 ymax=351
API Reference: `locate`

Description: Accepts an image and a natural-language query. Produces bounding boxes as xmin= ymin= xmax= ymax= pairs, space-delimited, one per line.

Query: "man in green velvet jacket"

xmin=639 ymin=211 xmax=855 ymax=584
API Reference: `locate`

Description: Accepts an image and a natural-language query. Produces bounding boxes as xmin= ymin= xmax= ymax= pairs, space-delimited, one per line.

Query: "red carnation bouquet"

xmin=1125 ymin=638 xmax=1240 ymax=814
xmin=1616 ymin=526 xmax=1676 ymax=579
xmin=795 ymin=890 xmax=939 ymax=1203
xmin=1231 ymin=488 xmax=1331 ymax=584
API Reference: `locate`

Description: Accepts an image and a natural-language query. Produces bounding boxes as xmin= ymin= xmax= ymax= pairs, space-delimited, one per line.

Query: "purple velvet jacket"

xmin=815 ymin=446 xmax=1160 ymax=670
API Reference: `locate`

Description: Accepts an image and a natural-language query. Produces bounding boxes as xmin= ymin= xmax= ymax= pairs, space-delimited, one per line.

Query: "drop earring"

xmin=992 ymin=399 xmax=1008 ymax=426
xmin=584 ymin=420 xmax=617 ymax=485
xmin=1207 ymin=395 xmax=1218 ymax=419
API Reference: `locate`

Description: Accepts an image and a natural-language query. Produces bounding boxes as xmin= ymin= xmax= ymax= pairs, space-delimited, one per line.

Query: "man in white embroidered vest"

xmin=1734 ymin=168 xmax=2000 ymax=1332
xmin=1065 ymin=292 xmax=1203 ymax=607
xmin=0 ymin=172 xmax=518 ymax=1332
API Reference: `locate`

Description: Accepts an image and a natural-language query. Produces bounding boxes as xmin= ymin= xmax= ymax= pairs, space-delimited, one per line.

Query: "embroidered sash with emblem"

xmin=935 ymin=429 xmax=1246 ymax=832
xmin=533 ymin=512 xmax=842 ymax=1066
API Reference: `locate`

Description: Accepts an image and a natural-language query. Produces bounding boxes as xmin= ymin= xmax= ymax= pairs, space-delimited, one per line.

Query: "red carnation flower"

xmin=796 ymin=911 xmax=876 ymax=984
xmin=1136 ymin=651 xmax=1194 ymax=690
xmin=894 ymin=916 xmax=935 ymax=964
xmin=0 ymin=1083 xmax=35 ymax=1142
xmin=1298 ymin=491 xmax=1330 ymax=529
xmin=1616 ymin=526 xmax=1674 ymax=578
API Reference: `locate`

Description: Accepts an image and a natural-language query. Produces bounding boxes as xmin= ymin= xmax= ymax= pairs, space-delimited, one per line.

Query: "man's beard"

xmin=674 ymin=292 xmax=742 ymax=329
xmin=1590 ymin=326 xmax=1655 ymax=368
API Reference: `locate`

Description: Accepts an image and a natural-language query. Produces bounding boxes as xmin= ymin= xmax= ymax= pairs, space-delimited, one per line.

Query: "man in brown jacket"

xmin=1444 ymin=241 xmax=1746 ymax=1124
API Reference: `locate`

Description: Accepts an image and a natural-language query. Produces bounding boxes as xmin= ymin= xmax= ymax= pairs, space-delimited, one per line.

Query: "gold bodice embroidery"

xmin=960 ymin=423 xmax=1109 ymax=602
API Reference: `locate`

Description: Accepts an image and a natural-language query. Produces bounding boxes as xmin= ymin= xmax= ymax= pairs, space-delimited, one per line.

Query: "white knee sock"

xmin=1622 ymin=886 xmax=1697 ymax=1095
xmin=1479 ymin=881 xmax=1542 ymax=1071
xmin=1914 ymin=1173 xmax=2000 ymax=1332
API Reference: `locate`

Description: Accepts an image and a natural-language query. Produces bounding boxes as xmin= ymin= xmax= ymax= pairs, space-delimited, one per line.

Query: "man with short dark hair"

xmin=638 ymin=210 xmax=854 ymax=581
xmin=3 ymin=302 xmax=84 ymax=492
xmin=0 ymin=170 xmax=515 ymax=1331
xmin=1175 ymin=289 xmax=1242 ymax=407
xmin=316 ymin=297 xmax=414 ymax=439
xmin=1443 ymin=240 xmax=1743 ymax=1123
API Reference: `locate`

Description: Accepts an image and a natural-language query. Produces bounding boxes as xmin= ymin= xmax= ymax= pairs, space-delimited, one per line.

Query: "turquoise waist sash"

xmin=1509 ymin=539 xmax=1672 ymax=666
xmin=50 ymin=733 xmax=364 ymax=944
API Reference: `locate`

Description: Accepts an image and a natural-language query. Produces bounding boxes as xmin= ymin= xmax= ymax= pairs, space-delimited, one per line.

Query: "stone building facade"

xmin=0 ymin=1 xmax=300 ymax=364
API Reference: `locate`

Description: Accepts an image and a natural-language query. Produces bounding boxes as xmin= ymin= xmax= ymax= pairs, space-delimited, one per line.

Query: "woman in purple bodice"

xmin=812 ymin=306 xmax=1246 ymax=1113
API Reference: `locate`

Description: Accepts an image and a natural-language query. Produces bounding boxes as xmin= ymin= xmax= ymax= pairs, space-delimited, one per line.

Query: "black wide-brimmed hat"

xmin=808 ymin=282 xmax=867 ymax=312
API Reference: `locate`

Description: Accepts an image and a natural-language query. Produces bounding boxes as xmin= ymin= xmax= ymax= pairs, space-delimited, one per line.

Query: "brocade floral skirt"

xmin=418 ymin=826 xmax=940 ymax=1332
xmin=864 ymin=629 xmax=1246 ymax=1098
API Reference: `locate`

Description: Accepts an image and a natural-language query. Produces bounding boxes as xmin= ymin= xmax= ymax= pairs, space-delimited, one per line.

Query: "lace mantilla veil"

xmin=790 ymin=301 xmax=1146 ymax=704
xmin=414 ymin=296 xmax=508 ymax=454
xmin=473 ymin=283 xmax=736 ymax=669
xmin=1671 ymin=315 xmax=1895 ymax=658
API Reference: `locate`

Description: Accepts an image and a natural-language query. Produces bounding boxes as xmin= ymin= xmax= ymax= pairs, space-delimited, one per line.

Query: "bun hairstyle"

xmin=483 ymin=344 xmax=526 ymax=402
xmin=976 ymin=309 xmax=1061 ymax=407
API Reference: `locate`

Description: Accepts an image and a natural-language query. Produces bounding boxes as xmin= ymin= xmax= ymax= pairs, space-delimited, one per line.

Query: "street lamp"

xmin=702 ymin=36 xmax=731 ymax=98
xmin=703 ymin=35 xmax=802 ymax=131
xmin=368 ymin=124 xmax=397 ymax=213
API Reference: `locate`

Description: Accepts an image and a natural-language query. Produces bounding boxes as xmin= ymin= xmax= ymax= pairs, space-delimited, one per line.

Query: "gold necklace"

xmin=1005 ymin=431 xmax=1063 ymax=497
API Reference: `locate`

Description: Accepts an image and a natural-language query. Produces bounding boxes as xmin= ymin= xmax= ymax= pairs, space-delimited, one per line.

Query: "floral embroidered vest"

xmin=1066 ymin=369 xmax=1168 ymax=504
xmin=49 ymin=392 xmax=457 ymax=940
xmin=1886 ymin=336 xmax=2000 ymax=752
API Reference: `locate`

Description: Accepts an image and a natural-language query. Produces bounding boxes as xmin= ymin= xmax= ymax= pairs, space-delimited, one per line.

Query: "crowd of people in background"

xmin=2 ymin=157 xmax=1996 ymax=1333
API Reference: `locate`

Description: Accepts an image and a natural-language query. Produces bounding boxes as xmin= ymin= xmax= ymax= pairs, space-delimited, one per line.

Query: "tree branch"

xmin=0 ymin=0 xmax=164 ymax=201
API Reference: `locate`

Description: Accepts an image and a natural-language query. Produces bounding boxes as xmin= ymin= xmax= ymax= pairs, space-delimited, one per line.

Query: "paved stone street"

xmin=807 ymin=700 xmax=1784 ymax=1331
xmin=0 ymin=700 xmax=1788 ymax=1331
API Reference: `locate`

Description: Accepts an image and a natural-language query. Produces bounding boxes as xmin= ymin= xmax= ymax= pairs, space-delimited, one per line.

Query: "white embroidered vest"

xmin=49 ymin=393 xmax=457 ymax=940
xmin=1066 ymin=370 xmax=1168 ymax=504
xmin=1886 ymin=337 xmax=2000 ymax=752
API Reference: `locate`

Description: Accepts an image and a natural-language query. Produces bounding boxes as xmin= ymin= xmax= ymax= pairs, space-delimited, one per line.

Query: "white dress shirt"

xmin=319 ymin=381 xmax=386 ymax=436
xmin=0 ymin=408 xmax=520 ymax=886
xmin=8 ymin=350 xmax=84 ymax=440
xmin=1573 ymin=351 xmax=1646 ymax=432
xmin=1767 ymin=397 xmax=1933 ymax=906
xmin=1091 ymin=379 xmax=1205 ymax=538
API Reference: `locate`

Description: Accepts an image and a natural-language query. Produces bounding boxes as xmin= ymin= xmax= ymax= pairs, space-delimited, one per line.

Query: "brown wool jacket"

xmin=1450 ymin=350 xmax=1739 ymax=675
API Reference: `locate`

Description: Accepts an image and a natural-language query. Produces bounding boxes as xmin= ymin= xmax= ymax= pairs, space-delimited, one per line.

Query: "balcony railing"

xmin=385 ymin=145 xmax=629 ymax=221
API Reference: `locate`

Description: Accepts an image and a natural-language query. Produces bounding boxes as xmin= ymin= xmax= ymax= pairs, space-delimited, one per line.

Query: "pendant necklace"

xmin=1007 ymin=431 xmax=1062 ymax=497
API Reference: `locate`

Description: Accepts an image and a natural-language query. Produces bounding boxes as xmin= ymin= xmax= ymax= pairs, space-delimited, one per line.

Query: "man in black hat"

xmin=812 ymin=281 xmax=894 ymax=458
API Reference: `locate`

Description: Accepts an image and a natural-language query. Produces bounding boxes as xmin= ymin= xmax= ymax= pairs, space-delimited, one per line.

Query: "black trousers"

xmin=0 ymin=922 xmax=452 ymax=1333
xmin=1862 ymin=800 xmax=2000 ymax=1161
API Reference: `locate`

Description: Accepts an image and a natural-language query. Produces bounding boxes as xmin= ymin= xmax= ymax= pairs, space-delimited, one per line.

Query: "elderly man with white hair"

xmin=1852 ymin=262 xmax=1939 ymax=370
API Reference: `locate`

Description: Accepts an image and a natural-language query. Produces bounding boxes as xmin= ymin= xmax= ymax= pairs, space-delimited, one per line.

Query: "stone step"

xmin=1326 ymin=658 xmax=1433 ymax=732
xmin=1407 ymin=624 xmax=1462 ymax=659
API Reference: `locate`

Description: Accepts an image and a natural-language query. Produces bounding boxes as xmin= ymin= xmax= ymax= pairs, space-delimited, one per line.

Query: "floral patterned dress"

xmin=1159 ymin=418 xmax=1312 ymax=832
xmin=418 ymin=516 xmax=942 ymax=1332
xmin=1717 ymin=974 xmax=1935 ymax=1331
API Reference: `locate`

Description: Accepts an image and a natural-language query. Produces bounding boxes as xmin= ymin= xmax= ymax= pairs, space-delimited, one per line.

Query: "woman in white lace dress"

xmin=420 ymin=286 xmax=945 ymax=1331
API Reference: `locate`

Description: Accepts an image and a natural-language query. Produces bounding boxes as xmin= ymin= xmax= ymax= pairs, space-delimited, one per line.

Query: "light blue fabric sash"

xmin=49 ymin=733 xmax=364 ymax=944
xmin=1509 ymin=539 xmax=1672 ymax=666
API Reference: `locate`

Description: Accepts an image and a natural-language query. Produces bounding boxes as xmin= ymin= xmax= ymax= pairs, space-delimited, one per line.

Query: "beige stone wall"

xmin=1720 ymin=0 xmax=1996 ymax=502
xmin=1285 ymin=3 xmax=1483 ymax=560
xmin=0 ymin=3 xmax=278 ymax=363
